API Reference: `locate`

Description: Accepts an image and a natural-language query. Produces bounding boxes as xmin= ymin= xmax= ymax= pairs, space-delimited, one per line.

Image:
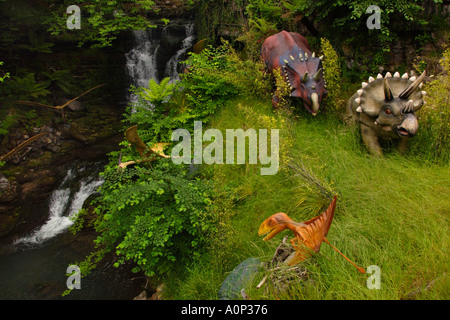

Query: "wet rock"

xmin=218 ymin=258 xmax=262 ymax=300
xmin=0 ymin=212 xmax=20 ymax=238
xmin=0 ymin=173 xmax=20 ymax=204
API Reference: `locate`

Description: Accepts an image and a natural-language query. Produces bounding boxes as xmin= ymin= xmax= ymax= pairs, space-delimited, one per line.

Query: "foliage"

xmin=272 ymin=67 xmax=293 ymax=112
xmin=1 ymin=73 xmax=50 ymax=100
xmin=183 ymin=44 xmax=240 ymax=120
xmin=410 ymin=46 xmax=450 ymax=165
xmin=320 ymin=38 xmax=344 ymax=114
xmin=137 ymin=78 xmax=177 ymax=105
xmin=284 ymin=0 xmax=443 ymax=51
xmin=125 ymin=78 xmax=189 ymax=144
xmin=183 ymin=40 xmax=271 ymax=123
xmin=91 ymin=160 xmax=215 ymax=278
xmin=237 ymin=0 xmax=291 ymax=61
xmin=45 ymin=0 xmax=157 ymax=48
xmin=189 ymin=0 xmax=247 ymax=42
xmin=245 ymin=0 xmax=284 ymax=22
xmin=237 ymin=16 xmax=278 ymax=61
xmin=0 ymin=112 xmax=16 ymax=137
xmin=42 ymin=69 xmax=75 ymax=95
xmin=0 ymin=61 xmax=9 ymax=83
xmin=19 ymin=29 xmax=54 ymax=53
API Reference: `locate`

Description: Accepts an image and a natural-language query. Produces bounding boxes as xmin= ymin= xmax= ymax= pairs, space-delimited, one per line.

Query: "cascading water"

xmin=14 ymin=163 xmax=104 ymax=247
xmin=164 ymin=23 xmax=195 ymax=83
xmin=125 ymin=22 xmax=196 ymax=103
xmin=125 ymin=28 xmax=161 ymax=104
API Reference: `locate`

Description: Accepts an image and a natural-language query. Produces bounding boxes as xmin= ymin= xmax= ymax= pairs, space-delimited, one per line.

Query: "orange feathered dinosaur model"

xmin=258 ymin=195 xmax=365 ymax=273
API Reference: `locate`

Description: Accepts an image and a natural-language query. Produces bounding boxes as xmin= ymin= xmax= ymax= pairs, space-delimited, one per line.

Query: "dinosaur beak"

xmin=258 ymin=213 xmax=291 ymax=241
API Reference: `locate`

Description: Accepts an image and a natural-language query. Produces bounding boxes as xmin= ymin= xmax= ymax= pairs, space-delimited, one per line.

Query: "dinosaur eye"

xmin=385 ymin=109 xmax=392 ymax=115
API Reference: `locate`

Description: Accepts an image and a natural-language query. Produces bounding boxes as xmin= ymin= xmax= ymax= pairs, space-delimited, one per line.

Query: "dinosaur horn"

xmin=301 ymin=72 xmax=309 ymax=83
xmin=311 ymin=92 xmax=319 ymax=115
xmin=399 ymin=70 xmax=426 ymax=100
xmin=313 ymin=68 xmax=322 ymax=81
xmin=383 ymin=78 xmax=394 ymax=101
xmin=402 ymin=100 xmax=414 ymax=114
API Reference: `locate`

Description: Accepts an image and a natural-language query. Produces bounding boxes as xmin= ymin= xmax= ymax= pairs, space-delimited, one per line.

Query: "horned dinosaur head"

xmin=282 ymin=52 xmax=328 ymax=115
xmin=355 ymin=70 xmax=426 ymax=138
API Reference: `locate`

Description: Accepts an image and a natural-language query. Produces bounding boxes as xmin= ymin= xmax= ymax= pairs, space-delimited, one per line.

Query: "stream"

xmin=0 ymin=161 xmax=146 ymax=299
xmin=0 ymin=20 xmax=195 ymax=300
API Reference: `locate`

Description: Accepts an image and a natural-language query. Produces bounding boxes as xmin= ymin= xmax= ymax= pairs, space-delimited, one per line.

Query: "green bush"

xmin=320 ymin=38 xmax=344 ymax=114
xmin=410 ymin=46 xmax=450 ymax=165
xmin=182 ymin=41 xmax=271 ymax=122
xmin=284 ymin=0 xmax=442 ymax=51
xmin=183 ymin=44 xmax=240 ymax=119
xmin=125 ymin=78 xmax=189 ymax=144
xmin=92 ymin=160 xmax=215 ymax=278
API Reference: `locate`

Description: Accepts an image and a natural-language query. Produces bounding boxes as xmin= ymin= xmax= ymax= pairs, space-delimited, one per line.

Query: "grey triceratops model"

xmin=346 ymin=70 xmax=426 ymax=156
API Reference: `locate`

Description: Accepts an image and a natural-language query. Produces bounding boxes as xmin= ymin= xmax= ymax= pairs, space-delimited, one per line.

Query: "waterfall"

xmin=125 ymin=28 xmax=161 ymax=104
xmin=14 ymin=163 xmax=104 ymax=247
xmin=125 ymin=22 xmax=196 ymax=103
xmin=164 ymin=23 xmax=196 ymax=83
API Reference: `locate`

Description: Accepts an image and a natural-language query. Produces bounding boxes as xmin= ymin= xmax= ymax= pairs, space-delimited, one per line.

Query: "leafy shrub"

xmin=125 ymin=78 xmax=188 ymax=144
xmin=1 ymin=73 xmax=50 ymax=100
xmin=237 ymin=16 xmax=279 ymax=61
xmin=182 ymin=40 xmax=271 ymax=122
xmin=0 ymin=112 xmax=16 ymax=137
xmin=45 ymin=0 xmax=156 ymax=48
xmin=92 ymin=160 xmax=215 ymax=278
xmin=183 ymin=44 xmax=240 ymax=119
xmin=237 ymin=0 xmax=292 ymax=61
xmin=320 ymin=38 xmax=344 ymax=114
xmin=284 ymin=0 xmax=440 ymax=51
xmin=272 ymin=67 xmax=293 ymax=112
xmin=412 ymin=46 xmax=450 ymax=164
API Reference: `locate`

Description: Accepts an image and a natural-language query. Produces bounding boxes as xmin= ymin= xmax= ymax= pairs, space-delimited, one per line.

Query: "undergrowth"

xmin=165 ymin=97 xmax=449 ymax=300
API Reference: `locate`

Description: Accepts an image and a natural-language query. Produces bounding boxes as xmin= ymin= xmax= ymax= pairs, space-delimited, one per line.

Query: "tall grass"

xmin=165 ymin=97 xmax=449 ymax=300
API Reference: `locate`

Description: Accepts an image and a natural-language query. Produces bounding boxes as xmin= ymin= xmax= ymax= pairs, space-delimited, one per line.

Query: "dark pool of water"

xmin=0 ymin=229 xmax=145 ymax=300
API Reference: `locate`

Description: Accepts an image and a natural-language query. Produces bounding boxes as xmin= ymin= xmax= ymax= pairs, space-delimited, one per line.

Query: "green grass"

xmin=164 ymin=97 xmax=449 ymax=300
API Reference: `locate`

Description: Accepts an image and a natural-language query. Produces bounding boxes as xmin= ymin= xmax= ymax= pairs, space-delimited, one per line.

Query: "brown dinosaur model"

xmin=261 ymin=31 xmax=327 ymax=114
xmin=258 ymin=195 xmax=365 ymax=273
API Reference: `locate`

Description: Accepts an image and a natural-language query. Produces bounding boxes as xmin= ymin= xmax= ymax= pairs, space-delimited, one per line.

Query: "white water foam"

xmin=125 ymin=28 xmax=161 ymax=104
xmin=125 ymin=22 xmax=196 ymax=104
xmin=15 ymin=167 xmax=104 ymax=247
xmin=164 ymin=23 xmax=196 ymax=83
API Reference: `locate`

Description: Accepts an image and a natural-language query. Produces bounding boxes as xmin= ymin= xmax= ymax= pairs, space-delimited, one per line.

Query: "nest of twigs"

xmin=255 ymin=236 xmax=312 ymax=295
